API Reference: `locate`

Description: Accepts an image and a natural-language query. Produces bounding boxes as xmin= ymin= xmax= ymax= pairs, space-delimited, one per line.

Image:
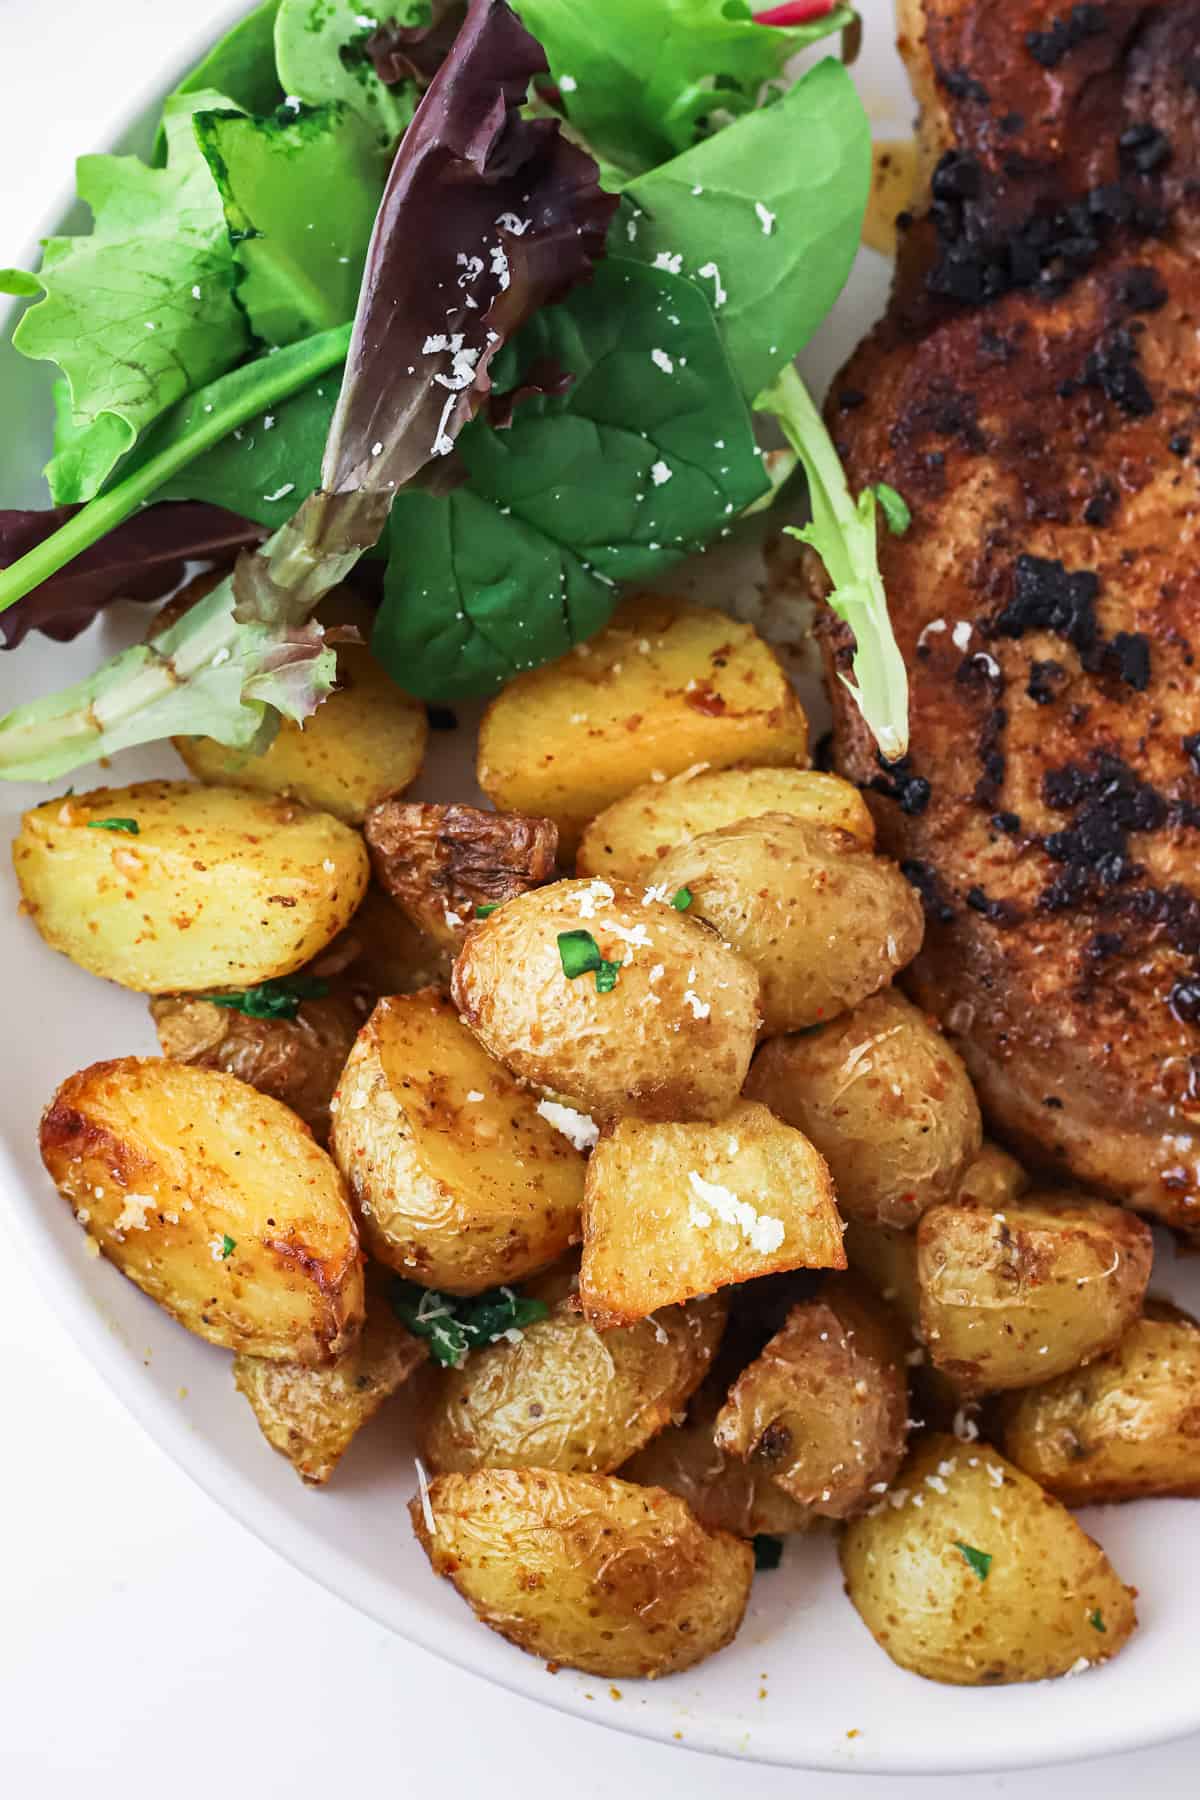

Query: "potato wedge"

xmin=14 ymin=781 xmax=368 ymax=993
xmin=41 ymin=1058 xmax=363 ymax=1362
xmin=330 ymin=991 xmax=584 ymax=1294
xmin=577 ymin=766 xmax=873 ymax=882
xmin=423 ymin=1276 xmax=727 ymax=1475
xmin=411 ymin=1469 xmax=753 ymax=1677
xmin=621 ymin=1386 xmax=815 ymax=1537
xmin=918 ymin=1192 xmax=1153 ymax=1393
xmin=744 ymin=991 xmax=982 ymax=1227
xmin=234 ymin=1299 xmax=425 ymax=1484
xmin=364 ymin=800 xmax=558 ymax=950
xmin=654 ymin=814 xmax=924 ymax=1034
xmin=1000 ymin=1301 xmax=1200 ymax=1504
xmin=579 ymin=1099 xmax=845 ymax=1326
xmin=451 ymin=879 xmax=760 ymax=1123
xmin=174 ymin=591 xmax=427 ymax=823
xmin=839 ymin=1435 xmax=1137 ymax=1685
xmin=477 ymin=596 xmax=809 ymax=853
xmin=713 ymin=1276 xmax=908 ymax=1517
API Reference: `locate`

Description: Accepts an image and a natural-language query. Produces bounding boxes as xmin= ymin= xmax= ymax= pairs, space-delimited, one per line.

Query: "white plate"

xmin=3 ymin=2 xmax=1200 ymax=1775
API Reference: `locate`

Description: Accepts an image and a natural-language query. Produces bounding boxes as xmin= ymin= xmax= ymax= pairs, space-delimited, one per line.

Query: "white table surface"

xmin=4 ymin=3 xmax=1200 ymax=1794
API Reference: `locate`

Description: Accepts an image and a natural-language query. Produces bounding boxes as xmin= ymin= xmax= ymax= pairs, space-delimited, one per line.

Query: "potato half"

xmin=365 ymin=799 xmax=558 ymax=950
xmin=411 ymin=1469 xmax=754 ymax=1678
xmin=14 ymin=781 xmax=368 ymax=993
xmin=579 ymin=1099 xmax=845 ymax=1325
xmin=840 ymin=1435 xmax=1137 ymax=1685
xmin=40 ymin=1058 xmax=364 ymax=1362
xmin=330 ymin=991 xmax=585 ymax=1294
xmin=621 ymin=1385 xmax=816 ymax=1537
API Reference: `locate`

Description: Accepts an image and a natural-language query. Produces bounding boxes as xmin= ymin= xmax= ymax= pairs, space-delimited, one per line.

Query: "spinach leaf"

xmin=154 ymin=0 xmax=285 ymax=159
xmin=373 ymin=254 xmax=767 ymax=696
xmin=623 ymin=57 xmax=870 ymax=399
xmin=195 ymin=100 xmax=387 ymax=345
xmin=274 ymin=0 xmax=421 ymax=148
xmin=0 ymin=93 xmax=249 ymax=505
xmin=155 ymin=369 xmax=336 ymax=528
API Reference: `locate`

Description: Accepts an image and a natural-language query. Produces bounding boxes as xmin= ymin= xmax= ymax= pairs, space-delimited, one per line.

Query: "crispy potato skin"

xmin=451 ymin=879 xmax=761 ymax=1124
xmin=840 ymin=1435 xmax=1137 ymax=1686
xmin=621 ymin=1384 xmax=816 ymax=1537
xmin=745 ymin=991 xmax=982 ymax=1227
xmin=40 ymin=1058 xmax=364 ymax=1363
xmin=150 ymin=985 xmax=366 ymax=1142
xmin=577 ymin=767 xmax=873 ymax=883
xmin=1000 ymin=1301 xmax=1200 ymax=1504
xmin=331 ymin=991 xmax=584 ymax=1294
xmin=918 ymin=1192 xmax=1153 ymax=1393
xmin=14 ymin=781 xmax=368 ymax=993
xmin=477 ymin=596 xmax=809 ymax=853
xmin=423 ymin=1286 xmax=727 ymax=1475
xmin=235 ymin=1303 xmax=425 ymax=1484
xmin=579 ymin=1100 xmax=845 ymax=1326
xmin=364 ymin=800 xmax=558 ymax=950
xmin=655 ymin=814 xmax=924 ymax=1035
xmin=714 ymin=1276 xmax=908 ymax=1517
xmin=411 ymin=1469 xmax=754 ymax=1678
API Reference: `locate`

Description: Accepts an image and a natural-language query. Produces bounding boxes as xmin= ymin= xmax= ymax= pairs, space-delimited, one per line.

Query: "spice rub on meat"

xmin=825 ymin=0 xmax=1200 ymax=1233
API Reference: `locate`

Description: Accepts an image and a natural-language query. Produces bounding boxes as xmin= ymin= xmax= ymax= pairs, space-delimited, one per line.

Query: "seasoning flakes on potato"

xmin=452 ymin=878 xmax=761 ymax=1123
xmin=364 ymin=798 xmax=558 ymax=950
xmin=840 ymin=1435 xmax=1137 ymax=1686
xmin=331 ymin=990 xmax=585 ymax=1294
xmin=579 ymin=1099 xmax=845 ymax=1326
xmin=14 ymin=780 xmax=369 ymax=993
xmin=40 ymin=1058 xmax=364 ymax=1363
xmin=411 ymin=1468 xmax=754 ymax=1678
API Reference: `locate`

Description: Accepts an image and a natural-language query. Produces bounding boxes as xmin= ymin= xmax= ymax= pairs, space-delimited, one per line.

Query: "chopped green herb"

xmin=86 ymin=817 xmax=139 ymax=834
xmin=557 ymin=928 xmax=622 ymax=992
xmin=475 ymin=903 xmax=499 ymax=919
xmin=1089 ymin=1609 xmax=1106 ymax=1633
xmin=220 ymin=1233 xmax=236 ymax=1260
xmin=671 ymin=886 xmax=693 ymax=911
xmin=753 ymin=1534 xmax=784 ymax=1571
xmin=388 ymin=1278 xmax=549 ymax=1368
xmin=953 ymin=1541 xmax=992 ymax=1582
xmin=204 ymin=973 xmax=329 ymax=1021
xmin=873 ymin=482 xmax=912 ymax=536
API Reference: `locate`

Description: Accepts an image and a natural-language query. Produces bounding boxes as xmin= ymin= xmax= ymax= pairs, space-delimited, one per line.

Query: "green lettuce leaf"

xmin=154 ymin=0 xmax=285 ymax=159
xmin=274 ymin=0 xmax=421 ymax=147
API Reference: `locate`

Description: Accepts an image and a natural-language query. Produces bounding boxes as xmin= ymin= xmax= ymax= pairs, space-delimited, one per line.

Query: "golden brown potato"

xmin=839 ymin=1435 xmax=1137 ymax=1685
xmin=364 ymin=800 xmax=558 ymax=950
xmin=713 ymin=1276 xmax=908 ymax=1517
xmin=174 ymin=591 xmax=427 ymax=823
xmin=477 ymin=596 xmax=809 ymax=853
xmin=40 ymin=1058 xmax=363 ymax=1363
xmin=744 ymin=991 xmax=982 ymax=1227
xmin=1000 ymin=1301 xmax=1200 ymax=1504
xmin=423 ymin=1278 xmax=727 ymax=1475
xmin=654 ymin=814 xmax=924 ymax=1035
xmin=330 ymin=991 xmax=584 ymax=1294
xmin=918 ymin=1192 xmax=1153 ymax=1394
xmin=842 ymin=1220 xmax=921 ymax=1334
xmin=150 ymin=984 xmax=366 ymax=1142
xmin=324 ymin=883 xmax=453 ymax=998
xmin=14 ymin=781 xmax=368 ymax=994
xmin=955 ymin=1142 xmax=1030 ymax=1208
xmin=621 ymin=1385 xmax=816 ymax=1537
xmin=451 ymin=879 xmax=760 ymax=1124
xmin=411 ymin=1468 xmax=753 ymax=1677
xmin=234 ymin=1301 xmax=425 ymax=1484
xmin=579 ymin=1099 xmax=845 ymax=1326
xmin=577 ymin=766 xmax=873 ymax=883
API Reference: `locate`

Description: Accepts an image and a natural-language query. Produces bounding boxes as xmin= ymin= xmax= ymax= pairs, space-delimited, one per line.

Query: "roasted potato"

xmin=411 ymin=1468 xmax=754 ymax=1677
xmin=842 ymin=1219 xmax=921 ymax=1334
xmin=713 ymin=1276 xmax=908 ymax=1517
xmin=234 ymin=1300 xmax=425 ymax=1484
xmin=576 ymin=766 xmax=874 ymax=883
xmin=621 ymin=1384 xmax=816 ymax=1537
xmin=150 ymin=983 xmax=366 ymax=1142
xmin=324 ymin=883 xmax=452 ymax=997
xmin=477 ymin=596 xmax=809 ymax=853
xmin=451 ymin=879 xmax=760 ymax=1123
xmin=840 ymin=1434 xmax=1137 ymax=1685
xmin=654 ymin=814 xmax=924 ymax=1035
xmin=174 ymin=590 xmax=427 ymax=823
xmin=14 ymin=781 xmax=368 ymax=993
xmin=579 ymin=1099 xmax=845 ymax=1326
xmin=744 ymin=991 xmax=982 ymax=1227
xmin=40 ymin=1058 xmax=363 ymax=1362
xmin=955 ymin=1141 xmax=1029 ymax=1209
xmin=330 ymin=990 xmax=584 ymax=1294
xmin=1000 ymin=1301 xmax=1200 ymax=1504
xmin=423 ymin=1274 xmax=727 ymax=1475
xmin=364 ymin=799 xmax=558 ymax=950
xmin=918 ymin=1192 xmax=1154 ymax=1393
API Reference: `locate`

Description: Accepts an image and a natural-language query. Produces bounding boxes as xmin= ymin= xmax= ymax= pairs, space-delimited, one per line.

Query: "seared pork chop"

xmin=825 ymin=0 xmax=1200 ymax=1233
